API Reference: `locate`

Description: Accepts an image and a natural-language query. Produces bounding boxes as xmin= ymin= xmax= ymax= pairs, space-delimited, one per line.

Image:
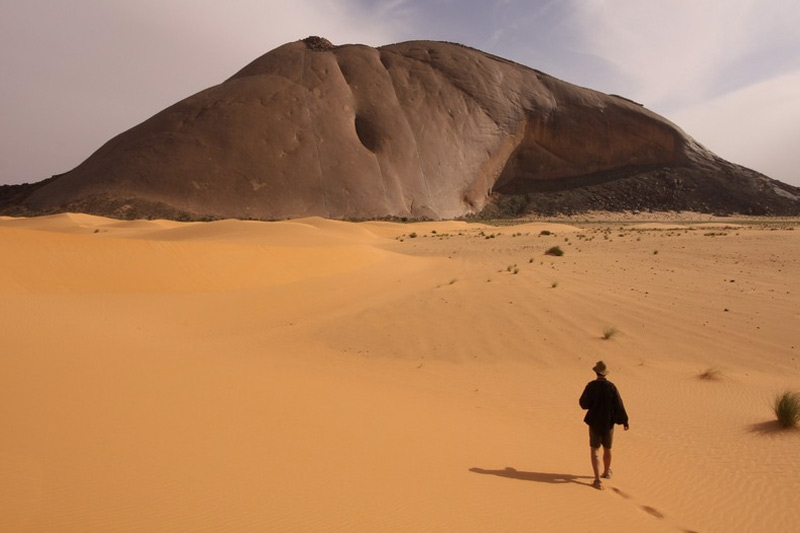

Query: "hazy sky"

xmin=2 ymin=0 xmax=799 ymax=186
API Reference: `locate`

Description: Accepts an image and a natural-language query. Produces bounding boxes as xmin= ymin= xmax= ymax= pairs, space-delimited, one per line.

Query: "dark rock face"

xmin=4 ymin=37 xmax=800 ymax=220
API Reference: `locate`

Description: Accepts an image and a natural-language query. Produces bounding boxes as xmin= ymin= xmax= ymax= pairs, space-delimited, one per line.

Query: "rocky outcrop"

xmin=4 ymin=37 xmax=799 ymax=220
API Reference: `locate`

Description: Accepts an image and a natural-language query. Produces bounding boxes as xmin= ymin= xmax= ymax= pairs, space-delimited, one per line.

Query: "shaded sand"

xmin=2 ymin=213 xmax=799 ymax=532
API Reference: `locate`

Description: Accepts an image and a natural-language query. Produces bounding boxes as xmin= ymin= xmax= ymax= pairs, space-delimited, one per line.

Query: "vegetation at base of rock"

xmin=545 ymin=246 xmax=564 ymax=256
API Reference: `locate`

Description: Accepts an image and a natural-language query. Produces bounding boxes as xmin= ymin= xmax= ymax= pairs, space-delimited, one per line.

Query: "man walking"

xmin=579 ymin=361 xmax=629 ymax=490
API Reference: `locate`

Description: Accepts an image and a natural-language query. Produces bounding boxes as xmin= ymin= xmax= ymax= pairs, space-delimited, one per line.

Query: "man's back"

xmin=579 ymin=377 xmax=628 ymax=431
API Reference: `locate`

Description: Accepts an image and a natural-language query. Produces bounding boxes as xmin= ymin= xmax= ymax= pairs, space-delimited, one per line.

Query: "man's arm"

xmin=615 ymin=387 xmax=629 ymax=429
xmin=579 ymin=383 xmax=594 ymax=410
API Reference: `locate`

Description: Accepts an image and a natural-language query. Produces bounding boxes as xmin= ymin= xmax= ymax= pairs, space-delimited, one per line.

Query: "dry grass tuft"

xmin=601 ymin=327 xmax=619 ymax=340
xmin=698 ymin=368 xmax=722 ymax=381
xmin=773 ymin=391 xmax=800 ymax=428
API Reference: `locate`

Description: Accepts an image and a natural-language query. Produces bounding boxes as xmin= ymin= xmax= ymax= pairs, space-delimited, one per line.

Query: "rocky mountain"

xmin=3 ymin=36 xmax=799 ymax=220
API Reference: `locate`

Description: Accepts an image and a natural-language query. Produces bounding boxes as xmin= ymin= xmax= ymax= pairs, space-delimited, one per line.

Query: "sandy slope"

xmin=1 ymin=213 xmax=799 ymax=532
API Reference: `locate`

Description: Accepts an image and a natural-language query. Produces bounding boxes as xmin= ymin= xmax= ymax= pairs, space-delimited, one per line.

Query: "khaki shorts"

xmin=589 ymin=426 xmax=614 ymax=449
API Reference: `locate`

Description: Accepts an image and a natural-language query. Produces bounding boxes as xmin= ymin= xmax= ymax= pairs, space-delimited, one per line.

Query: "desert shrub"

xmin=540 ymin=230 xmax=552 ymax=236
xmin=698 ymin=368 xmax=722 ymax=381
xmin=602 ymin=327 xmax=619 ymax=340
xmin=545 ymin=246 xmax=564 ymax=256
xmin=773 ymin=391 xmax=800 ymax=428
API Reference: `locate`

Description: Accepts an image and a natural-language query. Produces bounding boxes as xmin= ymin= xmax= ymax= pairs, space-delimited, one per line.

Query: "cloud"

xmin=560 ymin=0 xmax=800 ymax=185
xmin=0 ymin=0 xmax=407 ymax=183
xmin=670 ymin=68 xmax=800 ymax=186
xmin=569 ymin=0 xmax=800 ymax=111
xmin=2 ymin=0 xmax=798 ymax=189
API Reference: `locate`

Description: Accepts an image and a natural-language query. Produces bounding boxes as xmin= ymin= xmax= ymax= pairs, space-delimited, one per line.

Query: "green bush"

xmin=773 ymin=391 xmax=800 ymax=428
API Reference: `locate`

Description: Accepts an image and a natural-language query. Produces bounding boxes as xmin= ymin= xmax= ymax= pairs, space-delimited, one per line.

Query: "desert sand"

xmin=1 ymin=212 xmax=798 ymax=532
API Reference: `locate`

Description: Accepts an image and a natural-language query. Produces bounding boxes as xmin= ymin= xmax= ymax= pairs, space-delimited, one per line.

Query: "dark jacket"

xmin=579 ymin=377 xmax=628 ymax=431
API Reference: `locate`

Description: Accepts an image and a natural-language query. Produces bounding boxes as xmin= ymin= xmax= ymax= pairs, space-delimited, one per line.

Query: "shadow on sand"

xmin=469 ymin=467 xmax=594 ymax=487
xmin=747 ymin=420 xmax=799 ymax=436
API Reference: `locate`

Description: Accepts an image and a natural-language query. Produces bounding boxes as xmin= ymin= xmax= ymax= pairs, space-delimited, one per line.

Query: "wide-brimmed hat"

xmin=592 ymin=360 xmax=609 ymax=376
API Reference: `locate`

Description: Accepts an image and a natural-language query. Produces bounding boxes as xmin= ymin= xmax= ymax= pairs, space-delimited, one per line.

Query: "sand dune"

xmin=1 ymin=213 xmax=799 ymax=532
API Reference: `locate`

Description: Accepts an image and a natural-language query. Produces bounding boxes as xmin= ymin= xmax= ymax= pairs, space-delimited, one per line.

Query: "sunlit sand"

xmin=2 ymin=213 xmax=798 ymax=532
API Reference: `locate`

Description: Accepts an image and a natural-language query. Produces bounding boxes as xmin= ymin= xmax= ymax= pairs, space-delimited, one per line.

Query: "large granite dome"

xmin=3 ymin=37 xmax=799 ymax=219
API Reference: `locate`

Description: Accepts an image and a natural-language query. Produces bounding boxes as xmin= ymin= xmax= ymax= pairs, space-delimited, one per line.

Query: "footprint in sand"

xmin=611 ymin=487 xmax=631 ymax=499
xmin=611 ymin=487 xmax=666 ymax=521
xmin=641 ymin=505 xmax=665 ymax=519
xmin=610 ymin=484 xmax=702 ymax=531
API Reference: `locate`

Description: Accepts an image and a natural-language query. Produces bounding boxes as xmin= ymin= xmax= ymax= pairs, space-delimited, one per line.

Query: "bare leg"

xmin=590 ymin=447 xmax=601 ymax=481
xmin=602 ymin=447 xmax=612 ymax=477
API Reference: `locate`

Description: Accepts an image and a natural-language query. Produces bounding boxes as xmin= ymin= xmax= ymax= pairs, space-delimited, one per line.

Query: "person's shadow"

xmin=469 ymin=467 xmax=594 ymax=487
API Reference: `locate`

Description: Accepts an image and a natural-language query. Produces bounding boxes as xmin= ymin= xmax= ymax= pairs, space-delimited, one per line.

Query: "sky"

xmin=2 ymin=0 xmax=799 ymax=187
